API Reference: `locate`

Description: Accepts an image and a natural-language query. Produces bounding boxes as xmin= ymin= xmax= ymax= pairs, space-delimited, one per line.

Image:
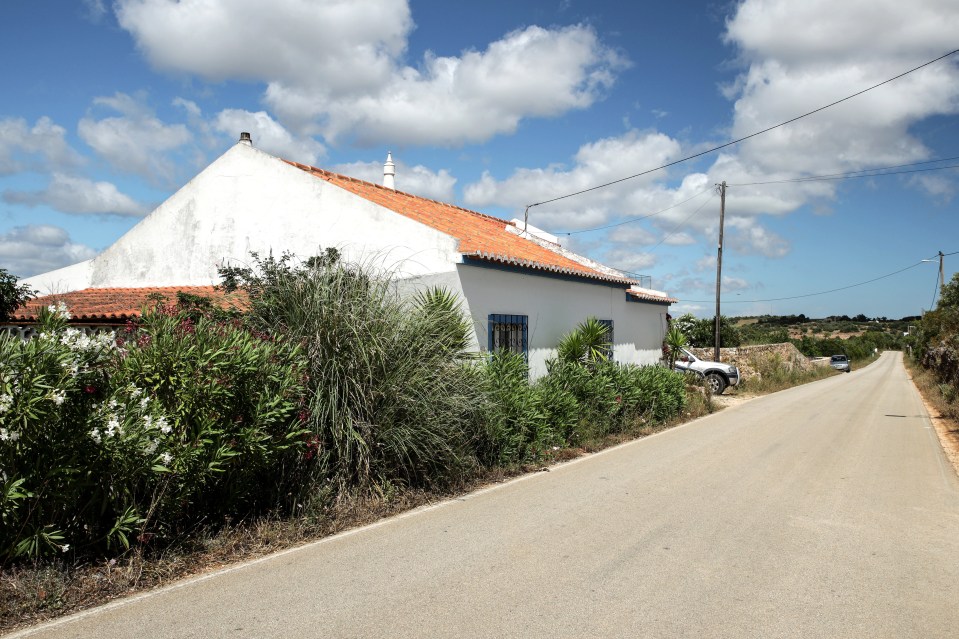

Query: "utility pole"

xmin=714 ymin=181 xmax=726 ymax=362
xmin=939 ymin=250 xmax=945 ymax=298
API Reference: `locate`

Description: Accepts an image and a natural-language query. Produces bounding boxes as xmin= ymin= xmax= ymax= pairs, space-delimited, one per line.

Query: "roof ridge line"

xmin=281 ymin=159 xmax=515 ymax=227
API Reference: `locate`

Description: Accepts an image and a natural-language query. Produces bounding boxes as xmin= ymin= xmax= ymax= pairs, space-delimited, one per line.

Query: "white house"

xmin=17 ymin=134 xmax=675 ymax=377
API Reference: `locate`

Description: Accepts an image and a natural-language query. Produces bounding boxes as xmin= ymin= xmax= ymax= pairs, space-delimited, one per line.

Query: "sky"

xmin=1 ymin=0 xmax=958 ymax=320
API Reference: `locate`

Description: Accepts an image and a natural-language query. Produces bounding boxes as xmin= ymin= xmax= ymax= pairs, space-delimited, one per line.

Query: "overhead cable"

xmin=930 ymin=268 xmax=942 ymax=310
xmin=728 ymin=158 xmax=959 ymax=187
xmin=678 ymin=253 xmax=949 ymax=304
xmin=554 ymin=185 xmax=714 ymax=235
xmin=524 ymin=48 xmax=959 ymax=210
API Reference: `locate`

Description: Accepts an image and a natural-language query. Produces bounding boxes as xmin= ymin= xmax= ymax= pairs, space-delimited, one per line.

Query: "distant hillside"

xmin=673 ymin=313 xmax=911 ymax=359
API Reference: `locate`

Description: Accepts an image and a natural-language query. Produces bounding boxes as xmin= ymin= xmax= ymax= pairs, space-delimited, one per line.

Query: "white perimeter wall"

xmin=449 ymin=263 xmax=669 ymax=378
xmin=25 ymin=144 xmax=460 ymax=294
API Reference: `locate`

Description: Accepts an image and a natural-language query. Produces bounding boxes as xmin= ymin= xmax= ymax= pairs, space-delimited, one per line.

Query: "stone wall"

xmin=689 ymin=342 xmax=811 ymax=382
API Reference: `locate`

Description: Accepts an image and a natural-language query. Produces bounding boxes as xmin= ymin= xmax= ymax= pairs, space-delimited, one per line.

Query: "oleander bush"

xmin=0 ymin=301 xmax=307 ymax=562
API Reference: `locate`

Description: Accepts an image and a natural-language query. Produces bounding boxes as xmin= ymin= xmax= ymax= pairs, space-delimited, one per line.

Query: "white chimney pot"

xmin=383 ymin=152 xmax=395 ymax=190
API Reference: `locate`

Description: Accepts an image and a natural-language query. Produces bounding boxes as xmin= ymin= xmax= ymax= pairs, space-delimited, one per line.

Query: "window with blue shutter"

xmin=488 ymin=314 xmax=528 ymax=357
xmin=598 ymin=319 xmax=614 ymax=360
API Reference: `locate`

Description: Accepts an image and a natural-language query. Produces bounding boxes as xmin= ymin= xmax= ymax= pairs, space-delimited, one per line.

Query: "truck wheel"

xmin=706 ymin=372 xmax=727 ymax=395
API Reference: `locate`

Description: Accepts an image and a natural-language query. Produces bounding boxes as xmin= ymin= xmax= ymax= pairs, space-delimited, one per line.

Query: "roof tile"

xmin=12 ymin=286 xmax=246 ymax=322
xmin=284 ymin=160 xmax=637 ymax=286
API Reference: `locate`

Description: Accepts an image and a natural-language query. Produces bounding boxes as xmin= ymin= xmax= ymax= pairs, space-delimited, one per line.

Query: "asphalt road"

xmin=11 ymin=352 xmax=959 ymax=638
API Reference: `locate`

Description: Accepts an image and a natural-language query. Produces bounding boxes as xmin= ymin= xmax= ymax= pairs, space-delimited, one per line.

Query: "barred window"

xmin=598 ymin=319 xmax=614 ymax=360
xmin=488 ymin=314 xmax=528 ymax=356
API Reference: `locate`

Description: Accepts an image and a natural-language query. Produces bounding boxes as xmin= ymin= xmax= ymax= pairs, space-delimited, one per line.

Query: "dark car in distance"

xmin=830 ymin=354 xmax=851 ymax=373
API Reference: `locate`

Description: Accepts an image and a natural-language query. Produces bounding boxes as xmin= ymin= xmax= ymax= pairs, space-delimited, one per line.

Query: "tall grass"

xmin=738 ymin=352 xmax=836 ymax=393
xmin=228 ymin=254 xmax=484 ymax=490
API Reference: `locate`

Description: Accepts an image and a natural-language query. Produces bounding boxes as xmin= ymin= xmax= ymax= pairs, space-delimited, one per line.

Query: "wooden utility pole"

xmin=714 ymin=181 xmax=726 ymax=362
xmin=939 ymin=250 xmax=945 ymax=297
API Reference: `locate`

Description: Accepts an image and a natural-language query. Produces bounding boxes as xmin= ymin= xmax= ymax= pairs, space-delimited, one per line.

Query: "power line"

xmin=729 ymin=164 xmax=959 ymax=186
xmin=930 ymin=267 xmax=942 ymax=310
xmin=608 ymin=192 xmax=717 ymax=275
xmin=678 ymin=253 xmax=951 ymax=304
xmin=728 ymin=159 xmax=959 ymax=187
xmin=554 ymin=186 xmax=714 ymax=235
xmin=525 ymin=48 xmax=959 ymax=210
xmin=644 ymin=192 xmax=717 ymax=254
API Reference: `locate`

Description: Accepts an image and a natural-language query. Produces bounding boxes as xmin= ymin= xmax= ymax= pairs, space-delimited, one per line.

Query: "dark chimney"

xmin=239 ymin=132 xmax=253 ymax=146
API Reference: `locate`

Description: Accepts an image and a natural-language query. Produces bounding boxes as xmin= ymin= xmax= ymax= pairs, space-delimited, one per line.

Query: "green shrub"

xmin=222 ymin=253 xmax=483 ymax=490
xmin=541 ymin=359 xmax=686 ymax=444
xmin=474 ymin=352 xmax=563 ymax=465
xmin=113 ymin=304 xmax=308 ymax=536
xmin=0 ymin=301 xmax=307 ymax=562
xmin=1 ymin=305 xmax=129 ymax=559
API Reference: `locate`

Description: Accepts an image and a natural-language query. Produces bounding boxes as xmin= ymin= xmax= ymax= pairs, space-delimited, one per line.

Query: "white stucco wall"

xmin=454 ymin=263 xmax=670 ymax=378
xmin=24 ymin=143 xmax=461 ymax=294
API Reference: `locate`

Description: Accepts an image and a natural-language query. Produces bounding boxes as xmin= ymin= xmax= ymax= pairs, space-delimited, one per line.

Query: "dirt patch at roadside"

xmin=711 ymin=392 xmax=759 ymax=410
xmin=908 ymin=375 xmax=959 ymax=478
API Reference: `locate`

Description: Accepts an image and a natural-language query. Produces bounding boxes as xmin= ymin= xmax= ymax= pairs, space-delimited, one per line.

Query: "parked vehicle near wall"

xmin=674 ymin=347 xmax=740 ymax=394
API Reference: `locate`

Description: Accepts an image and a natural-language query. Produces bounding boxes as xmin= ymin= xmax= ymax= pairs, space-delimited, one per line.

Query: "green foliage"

xmin=790 ymin=330 xmax=901 ymax=360
xmin=738 ymin=324 xmax=790 ymax=345
xmin=556 ymin=317 xmax=612 ymax=367
xmin=0 ymin=268 xmax=34 ymax=322
xmin=673 ymin=313 xmax=741 ymax=348
xmin=542 ymin=360 xmax=686 ymax=442
xmin=663 ymin=326 xmax=688 ymax=368
xmin=2 ymin=251 xmax=694 ymax=565
xmin=221 ymin=252 xmax=482 ymax=490
xmin=0 ymin=300 xmax=306 ymax=562
xmin=474 ymin=352 xmax=565 ymax=465
xmin=938 ymin=272 xmax=959 ymax=310
xmin=112 ymin=306 xmax=307 ymax=534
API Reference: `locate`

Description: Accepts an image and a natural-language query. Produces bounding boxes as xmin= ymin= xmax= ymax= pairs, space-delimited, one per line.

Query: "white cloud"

xmin=78 ymin=92 xmax=192 ymax=184
xmin=115 ymin=0 xmax=627 ymax=145
xmin=3 ymin=174 xmax=148 ymax=217
xmin=82 ymin=0 xmax=107 ymax=22
xmin=0 ymin=225 xmax=97 ymax=278
xmin=115 ymin=0 xmax=408 ymax=90
xmin=464 ymin=129 xmax=683 ymax=230
xmin=212 ymin=109 xmax=325 ymax=165
xmin=608 ymin=226 xmax=657 ymax=245
xmin=725 ymin=217 xmax=790 ymax=258
xmin=722 ymin=275 xmax=750 ymax=292
xmin=664 ymin=232 xmax=696 ymax=246
xmin=695 ymin=255 xmax=716 ymax=271
xmin=602 ymin=248 xmax=657 ymax=273
xmin=0 ymin=117 xmax=83 ymax=175
xmin=303 ymin=24 xmax=628 ymax=145
xmin=331 ymin=158 xmax=457 ymax=202
xmin=722 ymin=0 xmax=959 ymax=189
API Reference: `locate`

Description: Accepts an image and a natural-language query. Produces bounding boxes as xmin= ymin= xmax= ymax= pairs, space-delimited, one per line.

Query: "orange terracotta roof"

xmin=284 ymin=160 xmax=637 ymax=286
xmin=627 ymin=289 xmax=677 ymax=304
xmin=11 ymin=286 xmax=247 ymax=323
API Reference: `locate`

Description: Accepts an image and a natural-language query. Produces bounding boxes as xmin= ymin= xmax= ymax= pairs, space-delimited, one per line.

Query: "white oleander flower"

xmin=51 ymin=389 xmax=67 ymax=406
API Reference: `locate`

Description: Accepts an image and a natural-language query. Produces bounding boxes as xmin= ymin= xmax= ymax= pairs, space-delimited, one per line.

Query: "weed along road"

xmin=12 ymin=352 xmax=959 ymax=639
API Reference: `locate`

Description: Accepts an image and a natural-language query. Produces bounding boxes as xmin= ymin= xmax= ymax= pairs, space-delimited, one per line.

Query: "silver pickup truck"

xmin=674 ymin=347 xmax=740 ymax=395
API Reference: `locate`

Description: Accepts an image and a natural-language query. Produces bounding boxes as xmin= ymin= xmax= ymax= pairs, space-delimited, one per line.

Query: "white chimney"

xmin=239 ymin=132 xmax=253 ymax=146
xmin=383 ymin=152 xmax=395 ymax=189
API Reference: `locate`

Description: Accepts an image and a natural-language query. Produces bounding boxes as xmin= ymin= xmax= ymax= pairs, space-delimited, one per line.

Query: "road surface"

xmin=10 ymin=352 xmax=959 ymax=638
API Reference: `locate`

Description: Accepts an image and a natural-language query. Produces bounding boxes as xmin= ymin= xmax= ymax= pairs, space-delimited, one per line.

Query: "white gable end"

xmin=26 ymin=144 xmax=460 ymax=294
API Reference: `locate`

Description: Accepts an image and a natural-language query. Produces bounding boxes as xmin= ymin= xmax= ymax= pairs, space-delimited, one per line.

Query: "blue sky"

xmin=1 ymin=0 xmax=957 ymax=320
